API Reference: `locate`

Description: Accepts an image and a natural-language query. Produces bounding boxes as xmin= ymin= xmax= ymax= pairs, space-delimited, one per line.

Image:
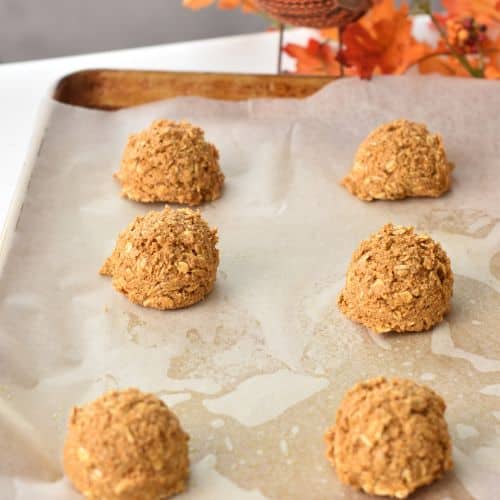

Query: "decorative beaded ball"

xmin=255 ymin=0 xmax=373 ymax=28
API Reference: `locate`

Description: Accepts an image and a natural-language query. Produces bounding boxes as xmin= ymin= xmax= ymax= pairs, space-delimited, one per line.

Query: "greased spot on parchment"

xmin=202 ymin=370 xmax=328 ymax=427
xmin=422 ymin=208 xmax=499 ymax=238
xmin=172 ymin=389 xmax=474 ymax=500
xmin=159 ymin=274 xmax=500 ymax=499
xmin=417 ymin=208 xmax=499 ymax=239
xmin=491 ymin=251 xmax=500 ymax=280
xmin=431 ymin=323 xmax=500 ymax=372
xmin=104 ymin=274 xmax=498 ymax=498
xmin=168 ymin=320 xmax=284 ymax=392
xmin=188 ymin=454 xmax=265 ymax=499
xmin=125 ymin=311 xmax=146 ymax=344
xmin=444 ymin=275 xmax=500 ymax=362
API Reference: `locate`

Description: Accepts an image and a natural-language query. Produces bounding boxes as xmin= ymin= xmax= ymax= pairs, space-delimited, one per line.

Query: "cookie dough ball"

xmin=115 ymin=119 xmax=224 ymax=205
xmin=325 ymin=377 xmax=453 ymax=499
xmin=63 ymin=388 xmax=189 ymax=500
xmin=342 ymin=120 xmax=453 ymax=201
xmin=100 ymin=206 xmax=219 ymax=310
xmin=338 ymin=223 xmax=453 ymax=333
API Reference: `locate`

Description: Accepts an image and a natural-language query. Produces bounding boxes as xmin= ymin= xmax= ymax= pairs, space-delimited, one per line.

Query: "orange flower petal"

xmin=284 ymin=39 xmax=341 ymax=75
xmin=339 ymin=0 xmax=433 ymax=78
xmin=183 ymin=0 xmax=215 ymax=9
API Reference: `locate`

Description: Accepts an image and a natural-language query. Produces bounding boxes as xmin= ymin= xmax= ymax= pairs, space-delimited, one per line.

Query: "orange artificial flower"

xmin=485 ymin=64 xmax=500 ymax=76
xmin=418 ymin=33 xmax=500 ymax=79
xmin=484 ymin=35 xmax=500 ymax=77
xmin=219 ymin=0 xmax=258 ymax=11
xmin=418 ymin=54 xmax=472 ymax=75
xmin=338 ymin=0 xmax=432 ymax=78
xmin=319 ymin=28 xmax=339 ymax=41
xmin=184 ymin=0 xmax=500 ymax=80
xmin=283 ymin=39 xmax=342 ymax=75
xmin=183 ymin=0 xmax=214 ymax=9
xmin=183 ymin=0 xmax=257 ymax=11
xmin=442 ymin=0 xmax=500 ymax=25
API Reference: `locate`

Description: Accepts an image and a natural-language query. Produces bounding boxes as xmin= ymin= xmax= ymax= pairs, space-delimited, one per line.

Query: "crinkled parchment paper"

xmin=0 ymin=75 xmax=499 ymax=499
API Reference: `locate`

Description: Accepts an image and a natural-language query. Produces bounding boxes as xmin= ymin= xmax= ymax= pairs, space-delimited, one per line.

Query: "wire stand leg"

xmin=277 ymin=23 xmax=285 ymax=74
xmin=338 ymin=25 xmax=345 ymax=78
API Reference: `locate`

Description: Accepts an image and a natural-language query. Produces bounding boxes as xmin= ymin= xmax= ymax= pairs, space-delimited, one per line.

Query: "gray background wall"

xmin=0 ymin=0 xmax=268 ymax=62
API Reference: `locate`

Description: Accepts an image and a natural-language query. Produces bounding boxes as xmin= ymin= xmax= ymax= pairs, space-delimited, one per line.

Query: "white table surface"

xmin=0 ymin=18 xmax=432 ymax=233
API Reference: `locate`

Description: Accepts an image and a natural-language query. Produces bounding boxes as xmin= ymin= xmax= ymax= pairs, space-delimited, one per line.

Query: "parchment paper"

xmin=0 ymin=75 xmax=500 ymax=500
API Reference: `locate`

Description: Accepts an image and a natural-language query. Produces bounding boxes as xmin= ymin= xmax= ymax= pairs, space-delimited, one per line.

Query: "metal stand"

xmin=338 ymin=25 xmax=345 ymax=78
xmin=277 ymin=23 xmax=285 ymax=74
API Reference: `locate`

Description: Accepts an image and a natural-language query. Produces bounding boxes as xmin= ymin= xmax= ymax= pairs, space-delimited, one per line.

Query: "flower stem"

xmin=478 ymin=46 xmax=486 ymax=73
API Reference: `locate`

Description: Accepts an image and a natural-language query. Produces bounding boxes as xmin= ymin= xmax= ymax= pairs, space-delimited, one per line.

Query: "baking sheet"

xmin=0 ymin=75 xmax=500 ymax=500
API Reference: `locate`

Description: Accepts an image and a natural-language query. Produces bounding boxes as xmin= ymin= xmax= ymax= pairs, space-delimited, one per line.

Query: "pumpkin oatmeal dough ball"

xmin=115 ymin=119 xmax=224 ymax=205
xmin=63 ymin=388 xmax=189 ymax=500
xmin=337 ymin=223 xmax=453 ymax=333
xmin=325 ymin=377 xmax=453 ymax=499
xmin=342 ymin=119 xmax=453 ymax=201
xmin=100 ymin=206 xmax=219 ymax=310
